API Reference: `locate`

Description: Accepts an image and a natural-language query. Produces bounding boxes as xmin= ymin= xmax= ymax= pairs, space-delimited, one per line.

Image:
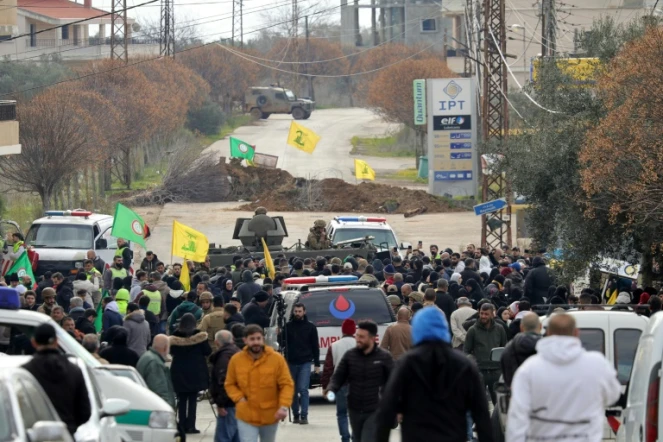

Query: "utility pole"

xmin=443 ymin=27 xmax=448 ymax=63
xmin=305 ymin=16 xmax=314 ymax=100
xmin=480 ymin=0 xmax=511 ymax=249
xmin=159 ymin=0 xmax=175 ymax=57
xmin=463 ymin=0 xmax=474 ymax=77
xmin=232 ymin=0 xmax=243 ymax=47
xmin=540 ymin=0 xmax=556 ymax=56
xmin=292 ymin=0 xmax=299 ymax=93
xmin=110 ymin=0 xmax=128 ymax=62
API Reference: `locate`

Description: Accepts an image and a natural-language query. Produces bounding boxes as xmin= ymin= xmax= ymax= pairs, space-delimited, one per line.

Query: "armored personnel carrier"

xmin=208 ymin=214 xmax=380 ymax=268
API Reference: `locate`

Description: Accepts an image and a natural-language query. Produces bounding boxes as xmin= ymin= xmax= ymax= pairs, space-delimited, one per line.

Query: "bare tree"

xmin=135 ymin=14 xmax=202 ymax=48
xmin=0 ymin=87 xmax=101 ymax=210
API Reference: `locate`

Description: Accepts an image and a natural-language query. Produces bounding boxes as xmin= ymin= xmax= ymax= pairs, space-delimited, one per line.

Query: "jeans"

xmin=236 ymin=420 xmax=278 ymax=442
xmin=348 ymin=409 xmax=376 ymax=442
xmin=480 ymin=369 xmax=501 ymax=405
xmin=288 ymin=362 xmax=312 ymax=418
xmin=177 ymin=392 xmax=198 ymax=431
xmin=336 ymin=386 xmax=351 ymax=442
xmin=466 ymin=411 xmax=473 ymax=441
xmin=214 ymin=407 xmax=240 ymax=442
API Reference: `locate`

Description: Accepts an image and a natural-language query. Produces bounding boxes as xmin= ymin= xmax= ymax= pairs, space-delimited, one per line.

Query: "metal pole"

xmin=522 ymin=28 xmax=526 ymax=82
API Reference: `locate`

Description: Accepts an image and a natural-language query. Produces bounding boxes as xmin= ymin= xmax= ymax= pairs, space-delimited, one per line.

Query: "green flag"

xmin=229 ymin=137 xmax=255 ymax=160
xmin=111 ymin=203 xmax=146 ymax=248
xmin=94 ymin=290 xmax=110 ymax=333
xmin=6 ymin=252 xmax=35 ymax=286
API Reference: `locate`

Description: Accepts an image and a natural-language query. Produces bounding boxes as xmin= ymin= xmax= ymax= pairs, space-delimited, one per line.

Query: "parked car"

xmin=617 ymin=312 xmax=663 ymax=442
xmin=491 ymin=310 xmax=648 ymax=442
xmin=0 ymin=364 xmax=74 ymax=442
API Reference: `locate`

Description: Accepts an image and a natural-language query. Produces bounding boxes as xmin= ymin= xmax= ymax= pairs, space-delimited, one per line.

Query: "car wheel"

xmin=257 ymin=95 xmax=268 ymax=106
xmin=303 ymin=112 xmax=311 ymax=120
xmin=261 ymin=112 xmax=271 ymax=119
xmin=292 ymin=107 xmax=305 ymax=120
xmin=250 ymin=108 xmax=262 ymax=119
xmin=492 ymin=408 xmax=505 ymax=442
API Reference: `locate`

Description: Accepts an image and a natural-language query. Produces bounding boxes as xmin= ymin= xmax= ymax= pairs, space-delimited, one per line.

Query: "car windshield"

xmin=276 ymin=289 xmax=395 ymax=327
xmin=332 ymin=229 xmax=397 ymax=249
xmin=0 ymin=384 xmax=13 ymax=442
xmin=26 ymin=224 xmax=93 ymax=249
xmin=285 ymin=90 xmax=296 ymax=101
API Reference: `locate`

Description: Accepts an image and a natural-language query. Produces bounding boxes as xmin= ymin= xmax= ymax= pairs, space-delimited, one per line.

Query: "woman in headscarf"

xmin=169 ymin=313 xmax=211 ymax=434
xmin=459 ymin=278 xmax=484 ymax=307
xmin=449 ymin=273 xmax=462 ymax=300
xmin=221 ymin=279 xmax=234 ymax=304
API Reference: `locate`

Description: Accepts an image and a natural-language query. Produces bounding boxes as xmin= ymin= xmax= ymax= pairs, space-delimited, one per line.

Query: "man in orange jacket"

xmin=225 ymin=324 xmax=294 ymax=442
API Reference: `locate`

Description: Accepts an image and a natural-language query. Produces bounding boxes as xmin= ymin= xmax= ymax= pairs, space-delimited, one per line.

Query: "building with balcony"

xmin=0 ymin=0 xmax=159 ymax=61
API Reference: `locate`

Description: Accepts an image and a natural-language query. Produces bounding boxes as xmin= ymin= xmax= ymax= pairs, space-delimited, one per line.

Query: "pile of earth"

xmin=226 ymin=160 xmax=462 ymax=215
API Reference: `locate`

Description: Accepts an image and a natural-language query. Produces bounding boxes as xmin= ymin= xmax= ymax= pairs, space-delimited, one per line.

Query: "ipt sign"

xmin=432 ymin=79 xmax=472 ymax=117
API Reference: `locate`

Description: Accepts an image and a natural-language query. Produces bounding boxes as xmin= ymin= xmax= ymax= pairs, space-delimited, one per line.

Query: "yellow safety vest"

xmin=143 ymin=289 xmax=161 ymax=315
xmin=110 ymin=267 xmax=128 ymax=280
xmin=13 ymin=241 xmax=24 ymax=253
xmin=114 ymin=247 xmax=127 ymax=258
xmin=87 ymin=270 xmax=101 ymax=280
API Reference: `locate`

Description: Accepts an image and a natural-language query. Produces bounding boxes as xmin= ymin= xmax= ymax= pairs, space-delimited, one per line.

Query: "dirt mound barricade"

xmin=226 ymin=161 xmax=461 ymax=214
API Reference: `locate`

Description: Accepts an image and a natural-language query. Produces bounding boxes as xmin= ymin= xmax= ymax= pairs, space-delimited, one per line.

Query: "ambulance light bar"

xmin=283 ymin=275 xmax=358 ymax=285
xmin=335 ymin=217 xmax=386 ymax=223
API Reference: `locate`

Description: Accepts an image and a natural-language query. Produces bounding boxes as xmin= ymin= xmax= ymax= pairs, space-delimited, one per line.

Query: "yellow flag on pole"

xmin=354 ymin=159 xmax=376 ymax=181
xmin=261 ymin=237 xmax=276 ymax=280
xmin=287 ymin=121 xmax=320 ymax=154
xmin=179 ymin=260 xmax=191 ymax=292
xmin=171 ymin=220 xmax=209 ymax=263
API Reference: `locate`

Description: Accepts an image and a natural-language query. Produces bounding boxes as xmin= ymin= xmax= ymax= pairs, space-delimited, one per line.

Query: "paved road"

xmin=142 ymin=202 xmax=484 ymax=263
xmin=192 ymin=393 xmax=401 ymax=442
xmin=205 ymin=109 xmax=414 ymax=182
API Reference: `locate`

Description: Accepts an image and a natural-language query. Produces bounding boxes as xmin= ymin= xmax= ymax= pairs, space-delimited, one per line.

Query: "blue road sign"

xmin=473 ymin=198 xmax=507 ymax=216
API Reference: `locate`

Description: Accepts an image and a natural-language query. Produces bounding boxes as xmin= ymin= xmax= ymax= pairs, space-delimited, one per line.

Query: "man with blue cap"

xmin=374 ymin=307 xmax=493 ymax=442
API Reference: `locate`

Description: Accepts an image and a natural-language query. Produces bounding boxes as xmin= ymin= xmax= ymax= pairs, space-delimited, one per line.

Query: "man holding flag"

xmin=111 ymin=203 xmax=152 ymax=270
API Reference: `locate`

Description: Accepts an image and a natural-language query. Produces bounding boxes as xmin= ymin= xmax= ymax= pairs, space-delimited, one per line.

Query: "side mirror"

xmin=100 ymin=398 xmax=131 ymax=418
xmin=490 ymin=347 xmax=505 ymax=362
xmin=95 ymin=238 xmax=107 ymax=249
xmin=27 ymin=421 xmax=73 ymax=442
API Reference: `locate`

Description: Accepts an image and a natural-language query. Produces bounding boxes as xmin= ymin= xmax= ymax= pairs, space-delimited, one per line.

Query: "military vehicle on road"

xmin=245 ymin=86 xmax=315 ymax=120
xmin=208 ymin=214 xmax=381 ymax=268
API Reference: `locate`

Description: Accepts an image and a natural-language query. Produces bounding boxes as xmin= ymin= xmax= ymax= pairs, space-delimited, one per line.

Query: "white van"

xmin=617 ymin=312 xmax=663 ymax=442
xmin=24 ymin=210 xmax=133 ymax=277
xmin=0 ymin=305 xmax=177 ymax=441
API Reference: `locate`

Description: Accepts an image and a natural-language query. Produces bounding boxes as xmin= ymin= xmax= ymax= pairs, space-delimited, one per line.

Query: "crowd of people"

xmin=3 ymin=239 xmax=645 ymax=442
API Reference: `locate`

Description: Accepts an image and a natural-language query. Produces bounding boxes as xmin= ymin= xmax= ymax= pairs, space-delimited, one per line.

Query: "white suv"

xmin=326 ymin=216 xmax=408 ymax=257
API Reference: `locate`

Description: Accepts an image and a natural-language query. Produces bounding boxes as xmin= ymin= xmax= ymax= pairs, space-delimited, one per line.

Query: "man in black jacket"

xmin=75 ymin=308 xmax=98 ymax=335
xmin=524 ymin=256 xmax=553 ymax=305
xmin=283 ymin=302 xmax=320 ymax=424
xmin=22 ymin=324 xmax=91 ymax=436
xmin=328 ymin=320 xmax=394 ymax=442
xmin=52 ymin=272 xmax=74 ymax=312
xmin=434 ymin=279 xmax=456 ymax=323
xmin=501 ymin=312 xmax=541 ymax=387
xmin=240 ymin=291 xmax=270 ymax=328
xmin=209 ymin=330 xmax=241 ymax=442
xmin=375 ymin=307 xmax=492 ymax=442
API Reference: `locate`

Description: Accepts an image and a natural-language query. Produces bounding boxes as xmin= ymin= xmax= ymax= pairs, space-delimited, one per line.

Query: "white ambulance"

xmin=265 ymin=275 xmax=396 ymax=387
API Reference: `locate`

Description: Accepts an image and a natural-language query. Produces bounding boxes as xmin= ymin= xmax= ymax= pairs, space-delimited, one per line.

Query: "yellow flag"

xmin=172 ymin=220 xmax=209 ymax=262
xmin=606 ymin=288 xmax=618 ymax=305
xmin=261 ymin=237 xmax=276 ymax=280
xmin=354 ymin=159 xmax=376 ymax=181
xmin=180 ymin=260 xmax=191 ymax=292
xmin=287 ymin=121 xmax=320 ymax=154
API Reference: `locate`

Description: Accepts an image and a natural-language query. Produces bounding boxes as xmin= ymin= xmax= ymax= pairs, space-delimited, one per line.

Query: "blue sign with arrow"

xmin=473 ymin=198 xmax=507 ymax=216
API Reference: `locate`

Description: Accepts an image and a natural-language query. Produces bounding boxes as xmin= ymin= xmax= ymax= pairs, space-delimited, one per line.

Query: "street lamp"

xmin=510 ymin=24 xmax=527 ymax=82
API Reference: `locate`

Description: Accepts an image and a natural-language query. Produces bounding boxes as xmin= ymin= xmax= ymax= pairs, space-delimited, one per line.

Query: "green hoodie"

xmin=464 ymin=319 xmax=507 ymax=370
xmin=167 ymin=301 xmax=202 ymax=334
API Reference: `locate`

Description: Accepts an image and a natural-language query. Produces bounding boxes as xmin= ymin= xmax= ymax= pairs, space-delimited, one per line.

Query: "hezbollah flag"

xmin=287 ymin=121 xmax=320 ymax=154
xmin=180 ymin=260 xmax=191 ymax=292
xmin=6 ymin=252 xmax=35 ymax=286
xmin=171 ymin=220 xmax=209 ymax=263
xmin=605 ymin=287 xmax=618 ymax=305
xmin=354 ymin=159 xmax=376 ymax=181
xmin=111 ymin=203 xmax=148 ymax=248
xmin=230 ymin=137 xmax=255 ymax=161
xmin=261 ymin=237 xmax=275 ymax=280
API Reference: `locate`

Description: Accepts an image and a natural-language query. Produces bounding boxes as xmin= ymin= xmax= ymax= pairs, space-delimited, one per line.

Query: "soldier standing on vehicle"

xmin=307 ymin=220 xmax=331 ymax=250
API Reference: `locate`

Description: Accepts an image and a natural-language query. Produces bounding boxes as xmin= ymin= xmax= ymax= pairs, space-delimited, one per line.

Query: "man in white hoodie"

xmin=506 ymin=313 xmax=621 ymax=442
